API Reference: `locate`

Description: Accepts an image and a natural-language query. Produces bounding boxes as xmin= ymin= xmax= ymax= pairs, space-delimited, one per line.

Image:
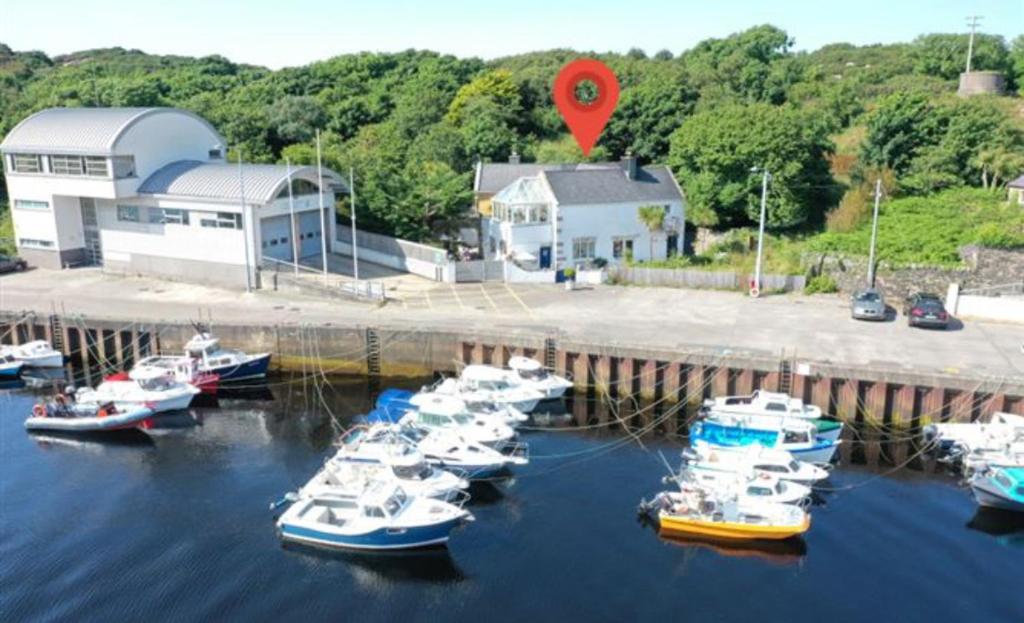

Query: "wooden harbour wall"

xmin=3 ymin=311 xmax=1021 ymax=430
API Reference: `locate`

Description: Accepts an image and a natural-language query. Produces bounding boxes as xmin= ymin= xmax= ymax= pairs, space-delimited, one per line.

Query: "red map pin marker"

xmin=553 ymin=59 xmax=620 ymax=156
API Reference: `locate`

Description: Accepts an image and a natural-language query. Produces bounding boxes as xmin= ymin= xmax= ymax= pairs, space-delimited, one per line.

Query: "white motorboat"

xmin=686 ymin=441 xmax=830 ymax=484
xmin=433 ymin=366 xmax=545 ymax=413
xmin=969 ymin=466 xmax=1024 ymax=512
xmin=397 ymin=423 xmax=528 ymax=479
xmin=314 ymin=426 xmax=469 ymax=500
xmin=691 ymin=417 xmax=841 ymax=465
xmin=75 ymin=367 xmax=200 ymax=413
xmin=184 ymin=331 xmax=271 ymax=382
xmin=672 ymin=465 xmax=812 ymax=505
xmin=400 ymin=393 xmax=518 ymax=448
xmin=410 ymin=392 xmax=528 ymax=428
xmin=277 ymin=482 xmax=473 ymax=551
xmin=924 ymin=412 xmax=1024 ymax=454
xmin=0 ymin=352 xmax=25 ymax=379
xmin=506 ymin=356 xmax=574 ymax=399
xmin=125 ymin=355 xmax=220 ymax=393
xmin=2 ymin=340 xmax=63 ymax=368
xmin=701 ymin=390 xmax=823 ymax=420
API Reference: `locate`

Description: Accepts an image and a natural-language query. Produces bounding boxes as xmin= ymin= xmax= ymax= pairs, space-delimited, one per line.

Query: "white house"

xmin=482 ymin=156 xmax=685 ymax=271
xmin=1 ymin=107 xmax=344 ymax=288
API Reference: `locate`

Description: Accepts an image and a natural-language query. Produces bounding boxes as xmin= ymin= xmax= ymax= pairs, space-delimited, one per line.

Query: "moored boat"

xmin=506 ymin=356 xmax=574 ymax=400
xmin=184 ymin=331 xmax=271 ymax=382
xmin=25 ymin=401 xmax=154 ymax=433
xmin=640 ymin=487 xmax=811 ymax=541
xmin=686 ymin=441 xmax=831 ymax=484
xmin=432 ymin=366 xmax=545 ymax=413
xmin=2 ymin=340 xmax=63 ymax=368
xmin=970 ymin=466 xmax=1024 ymax=513
xmin=0 ymin=352 xmax=25 ymax=378
xmin=110 ymin=356 xmax=220 ymax=394
xmin=690 ymin=419 xmax=840 ymax=464
xmin=76 ymin=367 xmax=199 ymax=413
xmin=276 ymin=483 xmax=473 ymax=551
xmin=700 ymin=390 xmax=842 ymax=441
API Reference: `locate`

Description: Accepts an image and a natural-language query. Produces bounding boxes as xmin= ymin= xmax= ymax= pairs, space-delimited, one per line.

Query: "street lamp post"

xmin=751 ymin=167 xmax=770 ymax=297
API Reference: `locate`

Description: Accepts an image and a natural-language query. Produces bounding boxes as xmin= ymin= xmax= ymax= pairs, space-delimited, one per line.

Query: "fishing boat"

xmin=674 ymin=464 xmax=812 ymax=505
xmin=1 ymin=340 xmax=63 ymax=368
xmin=397 ymin=423 xmax=529 ymax=479
xmin=686 ymin=441 xmax=831 ymax=484
xmin=276 ymin=483 xmax=473 ymax=551
xmin=700 ymin=390 xmax=843 ymax=441
xmin=970 ymin=466 xmax=1024 ymax=512
xmin=369 ymin=393 xmax=518 ymax=448
xmin=75 ymin=367 xmax=200 ymax=413
xmin=183 ymin=330 xmax=271 ymax=382
xmin=639 ymin=486 xmax=811 ymax=541
xmin=106 ymin=356 xmax=220 ymax=394
xmin=432 ymin=366 xmax=545 ymax=413
xmin=0 ymin=352 xmax=25 ymax=378
xmin=25 ymin=402 xmax=154 ymax=433
xmin=690 ymin=418 xmax=840 ymax=464
xmin=377 ymin=388 xmax=528 ymax=428
xmin=505 ymin=357 xmax=574 ymax=399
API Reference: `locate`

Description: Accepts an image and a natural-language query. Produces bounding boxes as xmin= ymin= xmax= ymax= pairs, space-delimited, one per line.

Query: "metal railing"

xmin=259 ymin=257 xmax=386 ymax=303
xmin=960 ymin=282 xmax=1024 ymax=297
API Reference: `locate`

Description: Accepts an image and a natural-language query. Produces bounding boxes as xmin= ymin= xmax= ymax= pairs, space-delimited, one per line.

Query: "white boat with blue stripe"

xmin=276 ymin=483 xmax=473 ymax=551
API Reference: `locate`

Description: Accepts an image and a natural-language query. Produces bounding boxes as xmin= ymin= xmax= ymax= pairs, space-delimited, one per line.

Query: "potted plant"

xmin=563 ymin=267 xmax=576 ymax=291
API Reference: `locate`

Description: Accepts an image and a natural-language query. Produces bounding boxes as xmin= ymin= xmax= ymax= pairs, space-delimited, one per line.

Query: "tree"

xmin=457 ymin=98 xmax=518 ymax=163
xmin=637 ymin=205 xmax=666 ymax=260
xmin=445 ymin=69 xmax=521 ymax=126
xmin=910 ymin=33 xmax=1010 ymax=80
xmin=397 ymin=161 xmax=473 ymax=240
xmin=679 ymin=25 xmax=796 ymax=104
xmin=602 ymin=76 xmax=696 ymax=160
xmin=267 ymin=95 xmax=327 ymax=148
xmin=1011 ymin=35 xmax=1024 ymax=93
xmin=860 ymin=91 xmax=941 ymax=176
xmin=668 ymin=103 xmax=835 ymax=228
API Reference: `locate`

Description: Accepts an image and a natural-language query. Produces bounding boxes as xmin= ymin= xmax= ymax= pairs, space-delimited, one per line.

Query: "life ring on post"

xmin=749 ymin=278 xmax=760 ymax=298
xmin=33 ymin=404 xmax=46 ymax=418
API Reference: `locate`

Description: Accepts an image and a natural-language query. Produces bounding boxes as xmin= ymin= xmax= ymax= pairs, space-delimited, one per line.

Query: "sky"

xmin=1 ymin=0 xmax=1021 ymax=69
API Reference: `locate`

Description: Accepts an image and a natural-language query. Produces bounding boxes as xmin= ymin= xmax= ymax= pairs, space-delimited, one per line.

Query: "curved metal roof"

xmin=0 ymin=107 xmax=224 ymax=156
xmin=138 ymin=160 xmax=344 ymax=205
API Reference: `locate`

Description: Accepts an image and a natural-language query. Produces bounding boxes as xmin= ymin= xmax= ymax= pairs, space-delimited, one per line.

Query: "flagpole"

xmin=237 ymin=150 xmax=252 ymax=293
xmin=286 ymin=157 xmax=298 ymax=277
xmin=316 ymin=129 xmax=328 ymax=284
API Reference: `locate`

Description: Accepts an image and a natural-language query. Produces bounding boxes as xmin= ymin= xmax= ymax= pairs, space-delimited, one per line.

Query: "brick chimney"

xmin=620 ymin=150 xmax=637 ymax=180
xmin=509 ymin=150 xmax=521 ymax=164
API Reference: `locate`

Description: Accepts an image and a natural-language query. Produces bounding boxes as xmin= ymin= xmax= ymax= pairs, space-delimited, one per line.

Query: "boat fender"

xmin=32 ymin=404 xmax=45 ymax=418
xmin=97 ymin=408 xmax=108 ymax=418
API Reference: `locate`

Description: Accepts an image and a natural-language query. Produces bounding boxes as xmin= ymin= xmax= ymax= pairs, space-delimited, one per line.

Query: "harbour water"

xmin=1 ymin=374 xmax=1022 ymax=622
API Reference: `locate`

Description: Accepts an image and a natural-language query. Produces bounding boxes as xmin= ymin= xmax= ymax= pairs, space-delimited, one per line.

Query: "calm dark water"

xmin=1 ymin=374 xmax=1023 ymax=623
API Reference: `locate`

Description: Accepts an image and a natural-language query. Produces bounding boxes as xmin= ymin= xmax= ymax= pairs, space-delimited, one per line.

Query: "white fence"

xmin=947 ymin=283 xmax=1024 ymax=324
xmin=335 ymin=225 xmax=453 ymax=282
xmin=609 ymin=266 xmax=805 ymax=292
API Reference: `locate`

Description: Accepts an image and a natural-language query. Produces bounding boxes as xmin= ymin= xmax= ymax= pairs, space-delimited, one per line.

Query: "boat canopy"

xmin=508 ymin=356 xmax=542 ymax=372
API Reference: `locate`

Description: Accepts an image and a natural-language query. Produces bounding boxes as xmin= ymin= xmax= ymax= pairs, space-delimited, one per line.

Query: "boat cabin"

xmin=127 ymin=366 xmax=178 ymax=391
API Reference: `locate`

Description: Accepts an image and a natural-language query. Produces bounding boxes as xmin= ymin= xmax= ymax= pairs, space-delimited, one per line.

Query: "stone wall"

xmin=804 ymin=246 xmax=1024 ymax=299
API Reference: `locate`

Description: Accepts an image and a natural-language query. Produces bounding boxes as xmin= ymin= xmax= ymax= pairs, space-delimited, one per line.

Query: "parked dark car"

xmin=0 ymin=254 xmax=27 ymax=274
xmin=903 ymin=292 xmax=950 ymax=329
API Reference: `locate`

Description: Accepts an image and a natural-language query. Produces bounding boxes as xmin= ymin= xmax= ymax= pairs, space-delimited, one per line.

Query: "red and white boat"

xmin=80 ymin=367 xmax=199 ymax=413
xmin=106 ymin=356 xmax=219 ymax=394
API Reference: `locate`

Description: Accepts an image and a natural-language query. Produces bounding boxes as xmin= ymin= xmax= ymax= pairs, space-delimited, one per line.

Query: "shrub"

xmin=804 ymin=275 xmax=839 ymax=294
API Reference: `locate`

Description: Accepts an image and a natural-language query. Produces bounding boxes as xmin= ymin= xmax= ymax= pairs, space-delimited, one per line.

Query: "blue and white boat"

xmin=0 ymin=352 xmax=25 ymax=378
xmin=277 ymin=483 xmax=473 ymax=551
xmin=367 ymin=393 xmax=518 ymax=448
xmin=397 ymin=423 xmax=528 ymax=479
xmin=184 ymin=331 xmax=271 ymax=382
xmin=691 ymin=418 xmax=840 ymax=465
xmin=970 ymin=466 xmax=1024 ymax=512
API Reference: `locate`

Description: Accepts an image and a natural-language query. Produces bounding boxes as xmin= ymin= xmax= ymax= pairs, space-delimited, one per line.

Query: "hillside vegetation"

xmin=1 ymin=27 xmax=1022 ymax=259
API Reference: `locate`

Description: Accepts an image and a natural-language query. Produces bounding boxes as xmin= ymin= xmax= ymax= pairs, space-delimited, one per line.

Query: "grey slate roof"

xmin=1009 ymin=174 xmax=1024 ymax=189
xmin=541 ymin=165 xmax=683 ymax=206
xmin=475 ymin=162 xmax=618 ymax=194
xmin=0 ymin=107 xmax=223 ymax=155
xmin=138 ymin=160 xmax=344 ymax=205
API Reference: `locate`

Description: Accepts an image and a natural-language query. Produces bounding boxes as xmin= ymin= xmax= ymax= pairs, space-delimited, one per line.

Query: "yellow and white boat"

xmin=643 ymin=488 xmax=810 ymax=541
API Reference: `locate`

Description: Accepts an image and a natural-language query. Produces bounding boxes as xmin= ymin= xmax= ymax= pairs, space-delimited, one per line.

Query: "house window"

xmin=612 ymin=238 xmax=634 ymax=259
xmin=199 ymin=212 xmax=242 ymax=229
xmin=117 ymin=205 xmax=141 ymax=222
xmin=14 ymin=200 xmax=49 ymax=211
xmin=51 ymin=155 xmax=85 ymax=176
xmin=19 ymin=238 xmax=55 ymax=249
xmin=148 ymin=208 xmax=190 ymax=226
xmin=112 ymin=156 xmax=136 ymax=179
xmin=572 ymin=237 xmax=596 ymax=259
xmin=11 ymin=154 xmax=42 ymax=173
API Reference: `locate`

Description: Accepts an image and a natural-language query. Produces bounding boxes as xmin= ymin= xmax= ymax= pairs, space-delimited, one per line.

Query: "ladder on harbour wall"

xmin=778 ymin=353 xmax=793 ymax=395
xmin=366 ymin=328 xmax=381 ymax=377
xmin=544 ymin=337 xmax=557 ymax=370
xmin=49 ymin=315 xmax=65 ymax=353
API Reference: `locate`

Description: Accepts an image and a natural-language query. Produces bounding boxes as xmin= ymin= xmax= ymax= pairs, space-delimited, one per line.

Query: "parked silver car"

xmin=851 ymin=288 xmax=886 ymax=321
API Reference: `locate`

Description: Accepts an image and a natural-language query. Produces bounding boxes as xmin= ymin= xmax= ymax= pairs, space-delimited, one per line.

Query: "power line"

xmin=965 ymin=15 xmax=983 ymax=74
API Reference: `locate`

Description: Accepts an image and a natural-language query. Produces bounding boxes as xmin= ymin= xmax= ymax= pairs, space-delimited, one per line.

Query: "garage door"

xmin=260 ymin=214 xmax=292 ymax=262
xmin=297 ymin=210 xmax=325 ymax=258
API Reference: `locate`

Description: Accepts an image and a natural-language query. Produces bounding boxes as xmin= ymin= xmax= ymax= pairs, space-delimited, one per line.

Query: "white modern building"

xmin=480 ymin=156 xmax=685 ymax=270
xmin=1 ymin=107 xmax=344 ymax=288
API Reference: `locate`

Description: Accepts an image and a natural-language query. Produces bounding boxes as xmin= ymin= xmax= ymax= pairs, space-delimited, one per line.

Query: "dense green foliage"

xmin=804 ymin=274 xmax=839 ymax=294
xmin=1 ymin=25 xmax=1022 ymax=244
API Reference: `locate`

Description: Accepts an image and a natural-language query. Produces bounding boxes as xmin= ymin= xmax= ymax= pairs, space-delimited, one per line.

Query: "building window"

xmin=14 ymin=200 xmax=49 ymax=211
xmin=19 ymin=238 xmax=55 ymax=249
xmin=51 ymin=155 xmax=84 ymax=176
xmin=209 ymin=148 xmax=223 ymax=159
xmin=572 ymin=237 xmax=596 ymax=259
xmin=612 ymin=238 xmax=634 ymax=259
xmin=112 ymin=156 xmax=136 ymax=179
xmin=148 ymin=208 xmax=190 ymax=226
xmin=117 ymin=205 xmax=141 ymax=222
xmin=199 ymin=212 xmax=242 ymax=229
xmin=11 ymin=154 xmax=42 ymax=173
xmin=84 ymin=156 xmax=108 ymax=177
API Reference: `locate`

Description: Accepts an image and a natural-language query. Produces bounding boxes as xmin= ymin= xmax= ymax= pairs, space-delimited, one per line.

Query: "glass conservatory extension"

xmin=490 ymin=177 xmax=551 ymax=225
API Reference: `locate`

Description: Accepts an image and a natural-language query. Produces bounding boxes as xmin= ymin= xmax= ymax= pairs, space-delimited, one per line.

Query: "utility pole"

xmin=966 ymin=15 xmax=982 ymax=73
xmin=752 ymin=167 xmax=770 ymax=297
xmin=316 ymin=129 xmax=328 ymax=284
xmin=237 ymin=150 xmax=252 ymax=293
xmin=286 ymin=157 xmax=298 ymax=277
xmin=867 ymin=178 xmax=882 ymax=288
xmin=350 ymin=167 xmax=359 ymax=282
